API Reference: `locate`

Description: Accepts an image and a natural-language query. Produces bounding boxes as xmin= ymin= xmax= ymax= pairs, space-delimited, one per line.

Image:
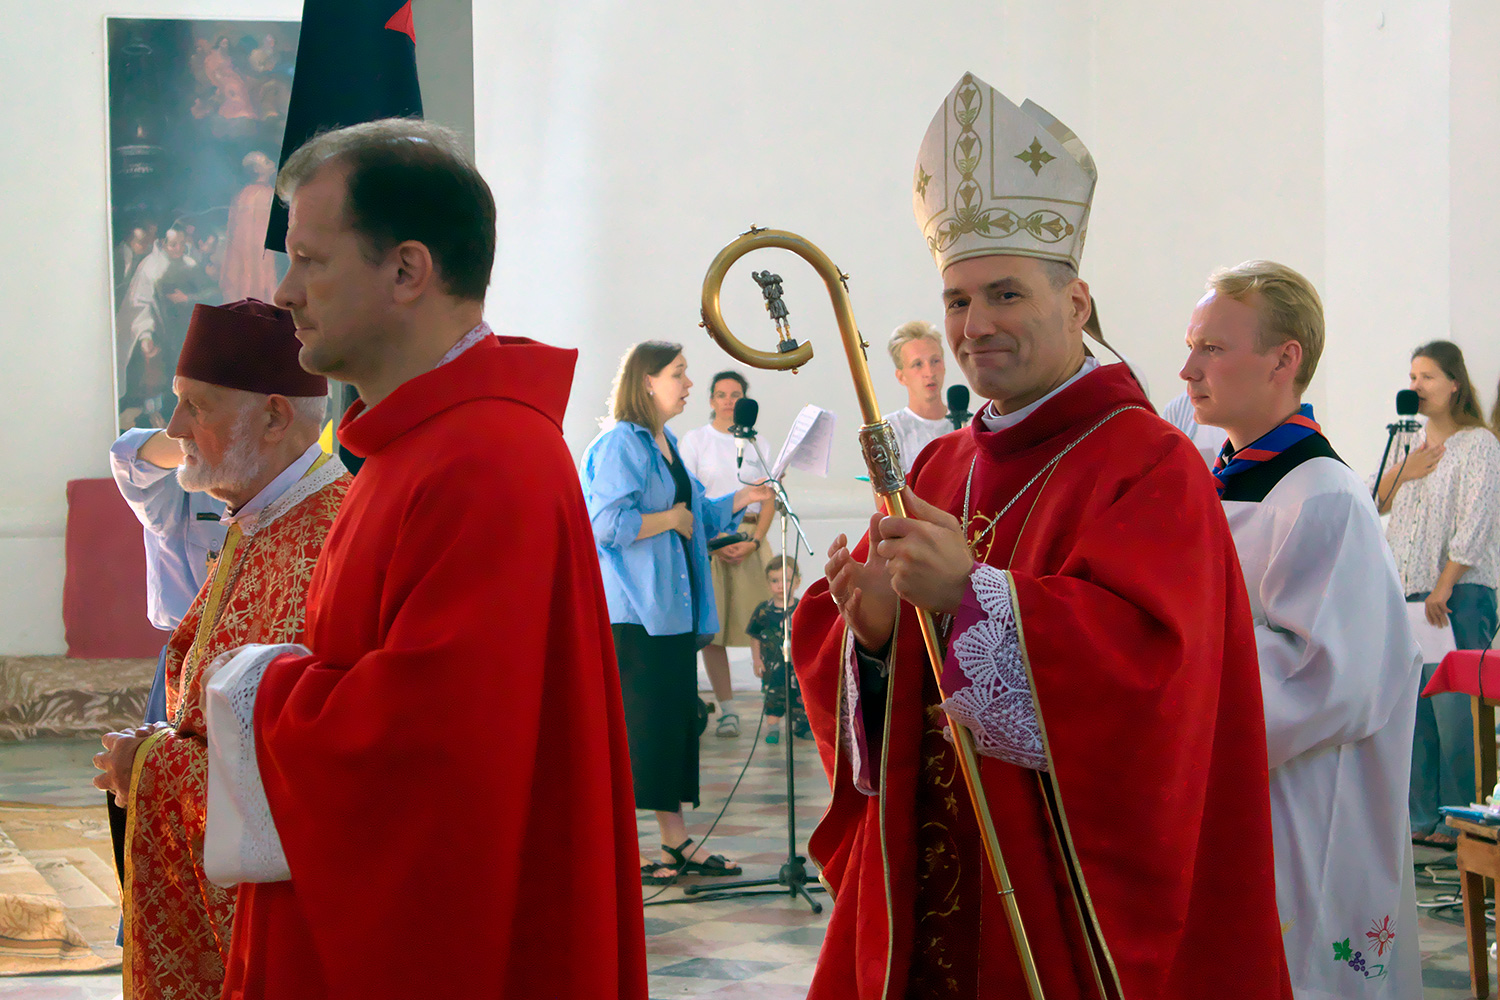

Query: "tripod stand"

xmin=680 ymin=464 xmax=825 ymax=913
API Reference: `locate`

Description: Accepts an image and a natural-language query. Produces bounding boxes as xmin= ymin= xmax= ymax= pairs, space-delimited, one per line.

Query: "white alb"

xmin=203 ymin=642 xmax=306 ymax=886
xmin=1224 ymin=455 xmax=1422 ymax=1000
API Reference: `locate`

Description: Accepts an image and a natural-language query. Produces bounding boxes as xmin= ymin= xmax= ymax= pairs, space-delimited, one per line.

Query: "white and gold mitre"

xmin=913 ymin=72 xmax=1097 ymax=272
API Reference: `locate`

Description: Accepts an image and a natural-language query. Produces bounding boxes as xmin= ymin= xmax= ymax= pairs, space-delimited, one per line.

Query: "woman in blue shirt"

xmin=581 ymin=341 xmax=770 ymax=883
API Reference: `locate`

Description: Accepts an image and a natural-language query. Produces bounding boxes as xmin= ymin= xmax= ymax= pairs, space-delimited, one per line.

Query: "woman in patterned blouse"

xmin=1376 ymin=340 xmax=1500 ymax=848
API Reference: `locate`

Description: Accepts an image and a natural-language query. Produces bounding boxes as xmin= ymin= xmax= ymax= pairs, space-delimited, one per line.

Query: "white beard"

xmin=176 ymin=411 xmax=267 ymax=501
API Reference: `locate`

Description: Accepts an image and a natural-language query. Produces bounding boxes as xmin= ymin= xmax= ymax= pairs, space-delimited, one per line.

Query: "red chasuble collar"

xmin=968 ymin=361 xmax=1154 ymax=459
xmin=335 ymin=335 xmax=577 ymax=457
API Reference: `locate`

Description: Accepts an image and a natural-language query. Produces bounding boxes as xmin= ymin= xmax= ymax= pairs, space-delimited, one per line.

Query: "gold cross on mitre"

xmin=1015 ymin=138 xmax=1055 ymax=175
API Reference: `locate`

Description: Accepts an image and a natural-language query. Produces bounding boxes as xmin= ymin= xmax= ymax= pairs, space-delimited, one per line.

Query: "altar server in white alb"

xmin=1181 ymin=259 xmax=1422 ymax=999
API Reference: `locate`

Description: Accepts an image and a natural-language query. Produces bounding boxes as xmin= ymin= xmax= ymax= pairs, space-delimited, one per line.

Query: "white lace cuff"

xmin=839 ymin=628 xmax=879 ymax=796
xmin=940 ymin=566 xmax=1048 ymax=771
xmin=203 ymin=642 xmax=306 ymax=886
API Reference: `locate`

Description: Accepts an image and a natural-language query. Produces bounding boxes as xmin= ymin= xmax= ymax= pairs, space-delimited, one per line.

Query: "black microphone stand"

xmin=680 ymin=437 xmax=824 ymax=913
xmin=1372 ymin=416 xmax=1421 ymax=504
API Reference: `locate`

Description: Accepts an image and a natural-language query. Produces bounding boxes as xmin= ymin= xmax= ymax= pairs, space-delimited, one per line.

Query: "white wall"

xmin=2 ymin=0 xmax=1497 ymax=653
xmin=474 ymin=0 xmax=1096 ymax=509
xmin=1090 ymin=0 xmax=1326 ymax=412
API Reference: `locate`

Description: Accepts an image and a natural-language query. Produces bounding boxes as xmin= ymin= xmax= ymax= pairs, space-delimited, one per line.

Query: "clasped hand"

xmin=823 ymin=488 xmax=974 ymax=651
xmin=93 ymin=723 xmax=166 ymax=806
xmin=714 ymin=539 xmax=757 ymax=565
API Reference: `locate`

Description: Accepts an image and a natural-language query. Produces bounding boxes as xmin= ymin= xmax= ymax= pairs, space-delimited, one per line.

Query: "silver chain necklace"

xmin=961 ymin=405 xmax=1147 ymax=554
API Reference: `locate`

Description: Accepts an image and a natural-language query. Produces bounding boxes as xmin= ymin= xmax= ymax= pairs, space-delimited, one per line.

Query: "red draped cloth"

xmin=794 ymin=362 xmax=1291 ymax=999
xmin=1422 ymin=650 xmax=1500 ymax=699
xmin=220 ymin=336 xmax=648 ymax=1000
xmin=123 ymin=468 xmax=348 ymax=1000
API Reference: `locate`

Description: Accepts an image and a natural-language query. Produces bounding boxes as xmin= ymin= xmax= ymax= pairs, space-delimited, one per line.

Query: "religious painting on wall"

xmin=107 ymin=18 xmax=301 ymax=432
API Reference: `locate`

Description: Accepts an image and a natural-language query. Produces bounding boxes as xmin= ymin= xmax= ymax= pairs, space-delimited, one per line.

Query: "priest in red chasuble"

xmin=91 ymin=298 xmax=348 ymax=1000
xmin=197 ymin=120 xmax=647 ymax=1000
xmin=793 ymin=73 xmax=1292 ymax=999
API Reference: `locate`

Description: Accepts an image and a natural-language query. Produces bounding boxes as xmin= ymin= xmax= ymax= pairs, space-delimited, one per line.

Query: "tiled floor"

xmin=1415 ymin=847 xmax=1492 ymax=999
xmin=0 ymin=699 xmax=1492 ymax=998
xmin=0 ymin=739 xmax=109 ymax=808
xmin=637 ymin=695 xmax=831 ymax=998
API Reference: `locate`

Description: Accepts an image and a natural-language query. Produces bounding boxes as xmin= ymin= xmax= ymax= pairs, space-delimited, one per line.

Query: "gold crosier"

xmin=699 ymin=227 xmax=1045 ymax=1000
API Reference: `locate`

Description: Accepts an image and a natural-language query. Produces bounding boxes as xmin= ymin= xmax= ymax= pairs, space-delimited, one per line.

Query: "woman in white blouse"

xmin=1376 ymin=340 xmax=1500 ymax=848
xmin=677 ymin=371 xmax=774 ymax=738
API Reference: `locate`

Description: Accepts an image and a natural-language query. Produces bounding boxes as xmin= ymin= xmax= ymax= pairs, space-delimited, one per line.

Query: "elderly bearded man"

xmin=200 ymin=120 xmax=646 ymax=1000
xmin=93 ymin=299 xmax=349 ymax=1000
xmin=1183 ymin=261 xmax=1422 ymax=999
xmin=792 ymin=73 xmax=1291 ymax=999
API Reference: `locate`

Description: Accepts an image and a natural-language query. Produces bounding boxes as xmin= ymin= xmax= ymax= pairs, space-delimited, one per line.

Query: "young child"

xmin=746 ymin=556 xmax=809 ymax=744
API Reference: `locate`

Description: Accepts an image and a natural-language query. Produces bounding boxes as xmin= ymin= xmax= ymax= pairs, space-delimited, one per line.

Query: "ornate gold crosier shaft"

xmin=699 ymin=227 xmax=1045 ymax=1000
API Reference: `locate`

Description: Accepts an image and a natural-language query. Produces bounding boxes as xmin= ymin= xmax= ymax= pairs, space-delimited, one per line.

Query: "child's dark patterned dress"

xmin=746 ymin=597 xmax=808 ymax=732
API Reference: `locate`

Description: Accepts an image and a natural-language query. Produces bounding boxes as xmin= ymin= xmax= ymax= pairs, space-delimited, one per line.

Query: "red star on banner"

xmin=385 ymin=1 xmax=415 ymax=42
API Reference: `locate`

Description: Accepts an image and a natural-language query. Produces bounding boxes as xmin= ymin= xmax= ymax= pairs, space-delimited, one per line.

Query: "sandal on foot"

xmin=640 ymin=861 xmax=680 ymax=885
xmin=765 ymin=729 xmax=780 ymax=745
xmin=1413 ymin=832 xmax=1457 ymax=850
xmin=716 ymin=711 xmax=741 ymax=738
xmin=663 ymin=839 xmax=742 ymax=877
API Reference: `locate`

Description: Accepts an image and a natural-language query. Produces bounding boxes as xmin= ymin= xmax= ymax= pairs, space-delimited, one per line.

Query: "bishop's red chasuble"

xmin=123 ymin=461 xmax=349 ymax=1000
xmin=220 ymin=336 xmax=649 ymax=999
xmin=793 ymin=362 xmax=1291 ymax=999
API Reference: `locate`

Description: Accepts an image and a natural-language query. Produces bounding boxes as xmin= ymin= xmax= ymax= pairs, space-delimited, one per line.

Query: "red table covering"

xmin=1422 ymin=650 xmax=1500 ymax=700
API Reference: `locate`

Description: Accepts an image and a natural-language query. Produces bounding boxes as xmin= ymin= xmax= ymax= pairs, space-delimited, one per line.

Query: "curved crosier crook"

xmin=697 ymin=226 xmax=1046 ymax=1000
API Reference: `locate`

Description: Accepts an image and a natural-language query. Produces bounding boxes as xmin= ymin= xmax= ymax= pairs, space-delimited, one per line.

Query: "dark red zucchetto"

xmin=175 ymin=299 xmax=327 ymax=397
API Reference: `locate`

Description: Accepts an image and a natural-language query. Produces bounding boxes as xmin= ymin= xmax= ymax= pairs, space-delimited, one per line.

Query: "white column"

xmin=1449 ymin=0 xmax=1500 ymax=416
xmin=1321 ymin=0 xmax=1451 ymax=474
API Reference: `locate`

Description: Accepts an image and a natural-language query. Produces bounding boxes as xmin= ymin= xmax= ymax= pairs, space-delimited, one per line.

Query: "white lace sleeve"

xmin=839 ymin=628 xmax=879 ymax=796
xmin=203 ymin=642 xmax=306 ymax=886
xmin=940 ymin=565 xmax=1048 ymax=771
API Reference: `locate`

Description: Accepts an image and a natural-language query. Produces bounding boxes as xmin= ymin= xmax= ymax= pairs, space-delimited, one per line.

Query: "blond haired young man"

xmin=1182 ymin=259 xmax=1422 ymax=999
xmin=882 ymin=320 xmax=951 ymax=473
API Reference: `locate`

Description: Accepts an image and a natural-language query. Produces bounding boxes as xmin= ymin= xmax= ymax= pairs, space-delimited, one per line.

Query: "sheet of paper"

xmin=770 ymin=405 xmax=836 ymax=479
xmin=1406 ymin=601 xmax=1458 ymax=664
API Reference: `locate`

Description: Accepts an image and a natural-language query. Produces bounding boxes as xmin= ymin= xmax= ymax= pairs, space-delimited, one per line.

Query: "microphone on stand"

xmin=731 ymin=397 xmax=759 ymax=468
xmin=945 ymin=384 xmax=972 ymax=430
xmin=1395 ymin=389 xmax=1421 ymax=429
xmin=1373 ymin=389 xmax=1424 ymax=504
